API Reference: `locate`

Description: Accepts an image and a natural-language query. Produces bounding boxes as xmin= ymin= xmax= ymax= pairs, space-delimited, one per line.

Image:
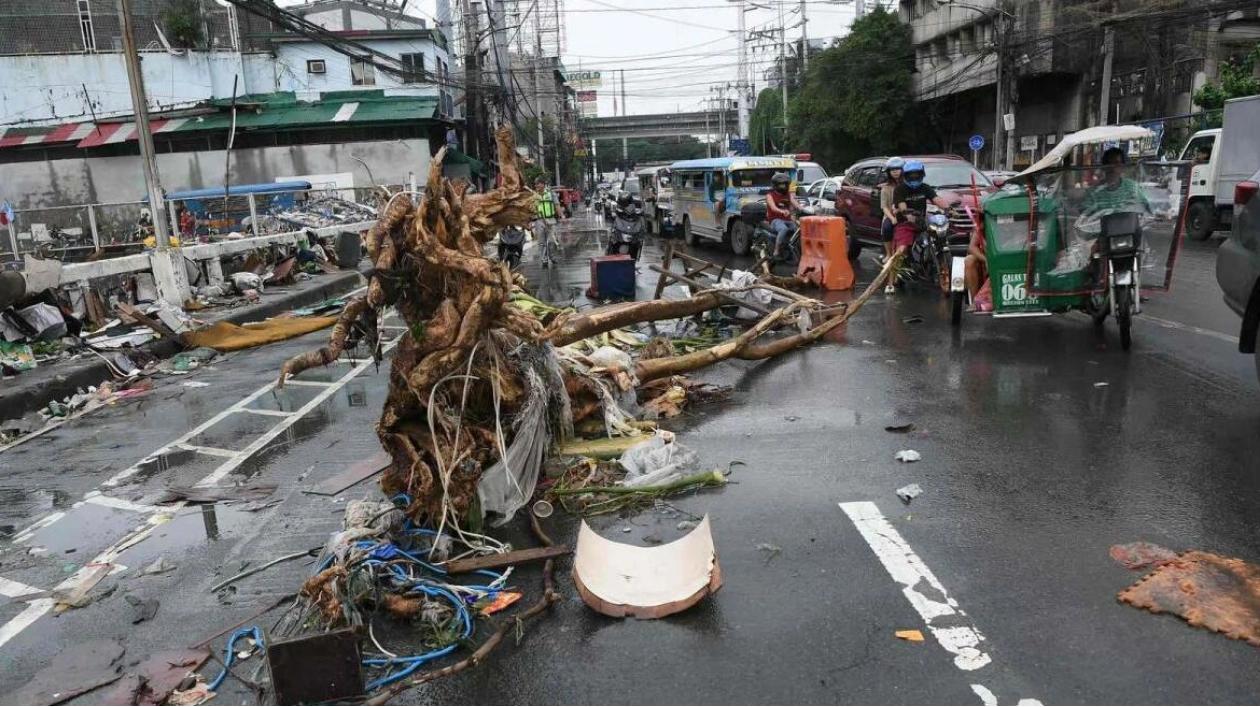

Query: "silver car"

xmin=1215 ymin=167 xmax=1260 ymax=383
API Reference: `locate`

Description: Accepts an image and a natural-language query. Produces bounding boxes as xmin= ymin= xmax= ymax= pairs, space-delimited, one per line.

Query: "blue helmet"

xmin=885 ymin=156 xmax=905 ymax=174
xmin=903 ymin=160 xmax=926 ymax=189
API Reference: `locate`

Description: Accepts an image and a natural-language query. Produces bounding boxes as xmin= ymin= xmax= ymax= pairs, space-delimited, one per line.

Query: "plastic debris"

xmin=902 ymin=315 xmax=924 ymax=324
xmin=574 ymin=515 xmax=722 ymax=619
xmin=885 ymin=423 xmax=915 ymax=433
xmin=1094 ymin=382 xmax=1109 ymax=388
xmin=895 ymin=629 xmax=925 ymax=642
xmin=896 ymin=484 xmax=923 ymax=504
xmin=478 ymin=591 xmax=523 ymax=616
xmin=755 ymin=542 xmax=782 ymax=564
xmin=895 ymin=450 xmax=922 ymax=463
xmin=620 ymin=431 xmax=700 ymax=489
xmin=1110 ymin=542 xmax=1179 ymax=570
xmin=140 ymin=557 xmax=177 ymax=576
xmin=677 ymin=520 xmax=697 ymax=532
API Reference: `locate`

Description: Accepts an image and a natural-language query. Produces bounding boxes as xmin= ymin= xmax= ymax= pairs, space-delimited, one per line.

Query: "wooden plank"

xmin=115 ymin=302 xmax=177 ymax=338
xmin=652 ymin=240 xmax=675 ymax=300
xmin=646 ymin=265 xmax=776 ymax=317
xmin=305 ymin=450 xmax=392 ymax=496
xmin=441 ymin=545 xmax=572 ymax=574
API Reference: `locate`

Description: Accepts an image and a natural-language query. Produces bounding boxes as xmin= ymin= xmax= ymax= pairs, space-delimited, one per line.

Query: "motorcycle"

xmin=496 ymin=225 xmax=526 ymax=269
xmin=606 ymin=200 xmax=646 ymax=261
xmin=742 ymin=203 xmax=810 ymax=265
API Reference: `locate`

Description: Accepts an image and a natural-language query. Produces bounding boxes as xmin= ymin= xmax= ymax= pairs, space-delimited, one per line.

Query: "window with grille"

xmin=400 ymin=53 xmax=425 ymax=83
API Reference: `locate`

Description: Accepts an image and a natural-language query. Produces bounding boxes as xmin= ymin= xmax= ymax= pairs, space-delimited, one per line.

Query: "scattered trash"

xmin=125 ymin=594 xmax=160 ymax=624
xmin=184 ymin=317 xmax=339 ymax=353
xmin=140 ymin=557 xmax=177 ymax=576
xmin=51 ymin=562 xmax=114 ymax=613
xmin=622 ymin=527 xmax=633 ymax=533
xmin=166 ymin=677 xmax=214 ymax=706
xmin=784 ymin=415 xmax=799 ymax=422
xmin=896 ymin=484 xmax=923 ymax=504
xmin=0 ymin=341 xmax=37 ymax=372
xmin=169 ymin=347 xmax=218 ymax=372
xmin=182 ymin=381 xmax=211 ymax=389
xmin=755 ymin=542 xmax=782 ymax=564
xmin=209 ymin=548 xmax=319 ymax=594
xmin=902 ymin=315 xmax=924 ymax=324
xmin=620 ymin=431 xmax=700 ymax=488
xmin=230 ymin=271 xmax=264 ymax=294
xmin=677 ymin=520 xmax=697 ymax=531
xmin=1110 ymin=542 xmax=1178 ymax=570
xmin=1119 ymin=550 xmax=1260 ymax=646
xmin=1094 ymin=382 xmax=1109 ymax=388
xmin=440 ymin=545 xmax=570 ymax=574
xmin=573 ymin=515 xmax=723 ymax=619
xmin=531 ymin=500 xmax=554 ymax=518
xmin=156 ymin=483 xmax=277 ymax=504
xmin=1 ymin=638 xmax=125 ymax=705
xmin=895 ymin=629 xmax=925 ymax=642
xmin=885 ymin=423 xmax=915 ymax=433
xmin=477 ymin=591 xmax=523 ymax=616
xmin=305 ymin=451 xmax=391 ymax=496
xmin=895 ymin=450 xmax=922 ymax=463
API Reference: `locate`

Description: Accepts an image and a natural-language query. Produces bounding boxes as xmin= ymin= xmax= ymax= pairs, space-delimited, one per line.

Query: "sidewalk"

xmin=0 ymin=268 xmax=366 ymax=419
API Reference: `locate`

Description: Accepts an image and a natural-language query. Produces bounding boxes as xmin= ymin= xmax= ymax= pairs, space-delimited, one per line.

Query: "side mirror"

xmin=992 ymin=178 xmax=1006 ymax=188
xmin=823 ymin=190 xmax=837 ymax=200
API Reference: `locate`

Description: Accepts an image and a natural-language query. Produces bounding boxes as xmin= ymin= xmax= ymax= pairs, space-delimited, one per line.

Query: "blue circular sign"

xmin=969 ymin=134 xmax=986 ymax=151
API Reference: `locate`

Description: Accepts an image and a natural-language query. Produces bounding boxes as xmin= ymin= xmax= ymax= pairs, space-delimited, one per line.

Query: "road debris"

xmin=138 ymin=557 xmax=177 ymax=576
xmin=266 ymin=629 xmax=363 ymax=705
xmin=124 ymin=594 xmax=160 ymax=624
xmin=902 ymin=315 xmax=924 ymax=324
xmin=1118 ymin=550 xmax=1260 ymax=645
xmin=1110 ymin=542 xmax=1179 ymax=570
xmin=209 ymin=548 xmax=318 ymax=593
xmin=166 ymin=677 xmax=214 ymax=706
xmin=1094 ymin=381 xmax=1109 ymax=388
xmin=573 ymin=515 xmax=722 ymax=619
xmin=677 ymin=520 xmax=697 ymax=531
xmin=896 ymin=484 xmax=924 ymax=504
xmin=895 ymin=630 xmax=925 ymax=642
xmin=885 ymin=423 xmax=915 ymax=433
xmin=2 ymin=638 xmax=125 ymax=705
xmin=755 ymin=542 xmax=783 ymax=564
xmin=305 ymin=450 xmax=392 ymax=496
xmin=156 ymin=483 xmax=277 ymax=504
xmin=98 ymin=649 xmax=208 ymax=706
xmin=895 ymin=450 xmax=922 ymax=463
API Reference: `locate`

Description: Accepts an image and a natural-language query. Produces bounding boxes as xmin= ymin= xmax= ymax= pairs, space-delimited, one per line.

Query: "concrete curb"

xmin=0 ymin=270 xmax=365 ymax=420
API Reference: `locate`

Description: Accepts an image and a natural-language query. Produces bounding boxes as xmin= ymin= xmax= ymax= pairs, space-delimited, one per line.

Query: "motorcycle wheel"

xmin=1116 ymin=285 xmax=1134 ymax=351
xmin=951 ymin=290 xmax=965 ymax=326
xmin=506 ymin=251 xmax=521 ymax=269
xmin=730 ymin=221 xmax=752 ymax=256
xmin=683 ymin=217 xmax=698 ymax=247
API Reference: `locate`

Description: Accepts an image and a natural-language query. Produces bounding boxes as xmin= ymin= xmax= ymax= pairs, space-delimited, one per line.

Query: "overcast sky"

xmin=278 ymin=0 xmax=889 ymax=118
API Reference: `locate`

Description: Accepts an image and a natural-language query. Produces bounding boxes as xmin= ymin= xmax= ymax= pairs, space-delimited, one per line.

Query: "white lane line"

xmin=0 ymin=600 xmax=53 ymax=647
xmin=972 ymin=684 xmax=998 ymax=706
xmin=1139 ymin=314 xmax=1239 ymax=345
xmin=176 ymin=443 xmax=238 ymax=458
xmin=281 ymin=380 xmax=334 ymax=388
xmin=12 ymin=512 xmax=66 ymax=544
xmin=81 ymin=492 xmax=164 ymax=515
xmin=238 ymin=408 xmax=296 ymax=418
xmin=0 ymin=576 xmax=41 ymax=598
xmin=840 ymin=501 xmax=992 ymax=671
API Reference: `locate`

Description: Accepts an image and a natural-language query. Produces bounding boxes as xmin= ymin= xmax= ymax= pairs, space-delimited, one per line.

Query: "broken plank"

xmin=441 ymin=545 xmax=572 ymax=574
xmin=115 ymin=302 xmax=177 ymax=338
xmin=305 ymin=450 xmax=392 ymax=496
xmin=557 ymin=436 xmax=644 ymax=459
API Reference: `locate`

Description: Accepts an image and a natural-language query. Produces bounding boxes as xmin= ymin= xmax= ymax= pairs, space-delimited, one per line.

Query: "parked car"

xmin=803 ymin=177 xmax=843 ymax=215
xmin=1215 ymin=167 xmax=1260 ymax=384
xmin=834 ymin=155 xmax=996 ymax=259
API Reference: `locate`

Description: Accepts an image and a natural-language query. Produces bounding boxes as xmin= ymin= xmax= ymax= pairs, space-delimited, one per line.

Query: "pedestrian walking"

xmin=533 ymin=179 xmax=560 ymax=266
xmin=880 ymin=157 xmax=904 ymax=293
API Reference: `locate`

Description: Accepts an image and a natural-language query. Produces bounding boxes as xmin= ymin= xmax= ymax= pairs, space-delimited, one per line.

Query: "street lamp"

xmin=942 ymin=0 xmax=1017 ymax=171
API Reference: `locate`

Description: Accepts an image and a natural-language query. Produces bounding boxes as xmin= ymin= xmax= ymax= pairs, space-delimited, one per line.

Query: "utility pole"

xmin=736 ymin=0 xmax=750 ymax=138
xmin=1099 ymin=21 xmax=1115 ymax=125
xmin=778 ymin=0 xmax=788 ymax=128
xmin=463 ymin=0 xmax=480 ymax=159
xmin=534 ymin=33 xmax=545 ymax=174
xmin=117 ymin=0 xmax=186 ymax=305
xmin=799 ymin=0 xmax=808 ymax=71
xmin=620 ymin=69 xmax=627 ymax=116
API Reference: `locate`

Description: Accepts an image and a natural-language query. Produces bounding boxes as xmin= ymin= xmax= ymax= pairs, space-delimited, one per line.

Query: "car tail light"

xmin=1235 ymin=181 xmax=1259 ymax=206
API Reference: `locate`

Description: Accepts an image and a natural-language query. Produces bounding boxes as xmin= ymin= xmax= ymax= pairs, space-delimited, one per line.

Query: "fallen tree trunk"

xmin=545 ymin=292 xmax=724 ymax=347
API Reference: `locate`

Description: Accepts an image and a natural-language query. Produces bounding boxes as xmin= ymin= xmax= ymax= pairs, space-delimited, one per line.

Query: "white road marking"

xmin=1139 ymin=314 xmax=1239 ymax=345
xmin=81 ymin=492 xmax=164 ymax=515
xmin=840 ymin=501 xmax=992 ymax=671
xmin=967 ymin=685 xmax=1048 ymax=705
xmin=280 ymin=380 xmax=334 ymax=388
xmin=0 ymin=576 xmax=41 ymax=598
xmin=176 ymin=443 xmax=237 ymax=458
xmin=0 ymin=306 xmax=398 ymax=650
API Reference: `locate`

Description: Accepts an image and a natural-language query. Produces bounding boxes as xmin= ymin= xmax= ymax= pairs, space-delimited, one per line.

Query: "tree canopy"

xmin=1194 ymin=44 xmax=1260 ymax=122
xmin=784 ymin=6 xmax=915 ymax=169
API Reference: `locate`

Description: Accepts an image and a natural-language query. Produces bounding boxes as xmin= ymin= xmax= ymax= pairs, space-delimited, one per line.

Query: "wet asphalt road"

xmin=1 ymin=213 xmax=1258 ymax=705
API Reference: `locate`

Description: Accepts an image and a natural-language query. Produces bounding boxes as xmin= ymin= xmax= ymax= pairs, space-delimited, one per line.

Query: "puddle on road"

xmin=0 ymin=488 xmax=74 ymax=538
xmin=16 ymin=502 xmax=145 ymax=558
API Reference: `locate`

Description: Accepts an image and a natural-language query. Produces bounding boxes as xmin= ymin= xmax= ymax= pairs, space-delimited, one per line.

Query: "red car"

xmin=830 ymin=155 xmax=996 ymax=258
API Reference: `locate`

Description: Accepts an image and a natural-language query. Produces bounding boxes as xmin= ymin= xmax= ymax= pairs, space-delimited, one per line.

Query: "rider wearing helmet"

xmin=880 ymin=157 xmax=905 ymax=287
xmin=892 ymin=159 xmax=955 ymax=251
xmin=765 ymin=171 xmax=802 ymax=259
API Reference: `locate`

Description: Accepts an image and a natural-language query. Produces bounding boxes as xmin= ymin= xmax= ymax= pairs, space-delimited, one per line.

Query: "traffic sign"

xmin=968 ymin=134 xmax=986 ymax=152
xmin=728 ymin=138 xmax=751 ymax=156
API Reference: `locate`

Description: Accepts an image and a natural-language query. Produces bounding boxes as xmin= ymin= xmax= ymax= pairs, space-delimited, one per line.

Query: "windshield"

xmin=923 ymin=161 xmax=993 ymax=189
xmin=624 ymin=180 xmax=641 ymax=196
xmin=729 ymin=168 xmax=779 ymax=189
xmin=798 ymin=163 xmax=827 ymax=185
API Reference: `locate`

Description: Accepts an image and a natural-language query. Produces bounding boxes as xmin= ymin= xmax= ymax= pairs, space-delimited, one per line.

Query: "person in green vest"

xmin=533 ymin=179 xmax=560 ymax=266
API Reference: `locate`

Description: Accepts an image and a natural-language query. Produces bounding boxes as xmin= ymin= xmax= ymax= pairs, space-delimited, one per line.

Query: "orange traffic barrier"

xmin=796 ymin=216 xmax=854 ymax=290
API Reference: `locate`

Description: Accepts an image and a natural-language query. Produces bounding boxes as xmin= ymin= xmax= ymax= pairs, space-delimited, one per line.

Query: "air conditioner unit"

xmin=307 ymin=59 xmax=326 ymax=74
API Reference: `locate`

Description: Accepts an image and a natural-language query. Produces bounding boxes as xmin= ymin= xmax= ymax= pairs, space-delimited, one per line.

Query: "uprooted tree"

xmin=278 ymin=126 xmax=901 ymax=528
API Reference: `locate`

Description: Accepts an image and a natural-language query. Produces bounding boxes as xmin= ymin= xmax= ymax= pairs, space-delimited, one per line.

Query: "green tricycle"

xmin=957 ymin=125 xmax=1185 ymax=351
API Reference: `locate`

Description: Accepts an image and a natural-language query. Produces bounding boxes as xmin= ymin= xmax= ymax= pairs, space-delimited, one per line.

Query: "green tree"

xmin=160 ymin=0 xmax=205 ymax=50
xmin=592 ymin=136 xmax=711 ymax=174
xmin=749 ymin=88 xmax=786 ymax=155
xmin=786 ymin=6 xmax=914 ymax=169
xmin=1194 ymin=44 xmax=1260 ymax=125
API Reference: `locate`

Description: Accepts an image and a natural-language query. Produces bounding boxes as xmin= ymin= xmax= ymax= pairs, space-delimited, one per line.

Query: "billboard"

xmin=578 ymin=90 xmax=598 ymax=117
xmin=567 ymin=70 xmax=603 ymax=88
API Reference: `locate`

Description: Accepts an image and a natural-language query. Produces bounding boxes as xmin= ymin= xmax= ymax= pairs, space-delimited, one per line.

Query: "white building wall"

xmin=1 ymin=39 xmax=450 ymax=128
xmin=0 ymin=138 xmax=431 ymax=208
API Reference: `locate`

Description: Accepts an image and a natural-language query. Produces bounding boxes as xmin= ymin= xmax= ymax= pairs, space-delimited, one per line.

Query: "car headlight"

xmin=1110 ymin=235 xmax=1135 ymax=250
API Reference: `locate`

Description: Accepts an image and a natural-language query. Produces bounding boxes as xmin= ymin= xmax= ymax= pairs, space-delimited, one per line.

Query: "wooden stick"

xmin=646 ymin=265 xmax=775 ymax=317
xmin=440 ymin=545 xmax=571 ymax=574
xmin=653 ymin=240 xmax=675 ymax=299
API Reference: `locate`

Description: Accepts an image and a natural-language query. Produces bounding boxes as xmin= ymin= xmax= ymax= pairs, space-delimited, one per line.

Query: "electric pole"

xmin=800 ymin=0 xmax=808 ymax=71
xmin=778 ymin=0 xmax=788 ymax=128
xmin=736 ymin=0 xmax=750 ymax=138
xmin=117 ymin=0 xmax=186 ymax=305
xmin=1099 ymin=21 xmax=1115 ymax=125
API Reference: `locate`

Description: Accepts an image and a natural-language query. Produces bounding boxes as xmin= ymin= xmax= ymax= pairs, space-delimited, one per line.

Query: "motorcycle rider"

xmin=765 ymin=172 xmax=802 ymax=260
xmin=893 ymin=160 xmax=955 ymax=252
xmin=533 ymin=179 xmax=560 ymax=267
xmin=608 ymin=192 xmax=645 ymax=261
xmin=879 ymin=157 xmax=905 ymax=292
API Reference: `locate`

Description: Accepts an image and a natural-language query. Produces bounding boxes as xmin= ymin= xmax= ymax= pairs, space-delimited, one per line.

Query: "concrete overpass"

xmin=583 ymin=109 xmax=739 ymax=141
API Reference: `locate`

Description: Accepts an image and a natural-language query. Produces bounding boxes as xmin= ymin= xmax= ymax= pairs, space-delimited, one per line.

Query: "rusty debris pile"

xmin=262 ymin=126 xmax=904 ymax=701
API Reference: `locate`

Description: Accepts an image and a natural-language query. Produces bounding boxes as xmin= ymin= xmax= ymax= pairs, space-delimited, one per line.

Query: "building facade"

xmin=0 ymin=0 xmax=455 ymax=208
xmin=903 ymin=0 xmax=1260 ymax=169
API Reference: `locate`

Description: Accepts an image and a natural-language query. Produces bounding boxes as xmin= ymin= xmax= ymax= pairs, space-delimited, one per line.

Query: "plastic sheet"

xmin=717 ymin=269 xmax=773 ymax=319
xmin=619 ymin=431 xmax=700 ymax=488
